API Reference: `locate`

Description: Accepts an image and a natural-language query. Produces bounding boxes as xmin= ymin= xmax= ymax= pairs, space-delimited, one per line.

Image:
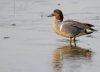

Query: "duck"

xmin=48 ymin=9 xmax=96 ymax=46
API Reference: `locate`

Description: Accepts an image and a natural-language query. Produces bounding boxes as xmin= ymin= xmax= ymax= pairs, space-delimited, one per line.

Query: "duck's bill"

xmin=47 ymin=14 xmax=53 ymax=17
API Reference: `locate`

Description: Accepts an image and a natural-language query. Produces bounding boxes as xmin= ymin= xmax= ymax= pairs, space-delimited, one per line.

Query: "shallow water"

xmin=0 ymin=0 xmax=100 ymax=72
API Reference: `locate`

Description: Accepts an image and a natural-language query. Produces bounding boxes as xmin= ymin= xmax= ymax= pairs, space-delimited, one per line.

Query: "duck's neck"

xmin=53 ymin=15 xmax=63 ymax=28
xmin=54 ymin=18 xmax=62 ymax=24
xmin=52 ymin=18 xmax=62 ymax=29
xmin=52 ymin=18 xmax=62 ymax=35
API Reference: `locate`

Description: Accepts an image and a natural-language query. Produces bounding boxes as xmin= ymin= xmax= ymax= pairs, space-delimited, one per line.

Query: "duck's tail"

xmin=82 ymin=23 xmax=94 ymax=27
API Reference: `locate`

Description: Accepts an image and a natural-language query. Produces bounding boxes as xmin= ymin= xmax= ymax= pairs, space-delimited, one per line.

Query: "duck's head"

xmin=48 ymin=9 xmax=64 ymax=21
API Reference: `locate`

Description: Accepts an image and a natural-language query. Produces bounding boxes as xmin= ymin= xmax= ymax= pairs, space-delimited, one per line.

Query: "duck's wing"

xmin=62 ymin=20 xmax=84 ymax=29
xmin=60 ymin=24 xmax=83 ymax=35
xmin=61 ymin=20 xmax=96 ymax=35
xmin=63 ymin=20 xmax=94 ymax=28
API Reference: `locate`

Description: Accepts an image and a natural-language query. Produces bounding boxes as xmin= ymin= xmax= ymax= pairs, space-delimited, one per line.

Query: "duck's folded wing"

xmin=60 ymin=24 xmax=83 ymax=34
xmin=63 ymin=20 xmax=82 ymax=26
xmin=62 ymin=20 xmax=94 ymax=28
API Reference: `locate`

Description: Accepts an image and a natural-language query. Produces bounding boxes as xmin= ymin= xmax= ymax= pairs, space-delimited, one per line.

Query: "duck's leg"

xmin=73 ymin=37 xmax=76 ymax=46
xmin=70 ymin=37 xmax=72 ymax=46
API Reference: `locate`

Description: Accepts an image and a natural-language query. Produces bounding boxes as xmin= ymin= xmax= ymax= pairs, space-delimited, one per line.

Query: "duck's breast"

xmin=52 ymin=21 xmax=71 ymax=37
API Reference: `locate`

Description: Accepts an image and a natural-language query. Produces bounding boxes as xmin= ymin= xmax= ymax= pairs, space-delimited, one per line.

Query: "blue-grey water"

xmin=0 ymin=0 xmax=100 ymax=72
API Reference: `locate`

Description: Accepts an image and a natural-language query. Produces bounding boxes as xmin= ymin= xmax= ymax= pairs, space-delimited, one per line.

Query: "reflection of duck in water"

xmin=52 ymin=45 xmax=93 ymax=72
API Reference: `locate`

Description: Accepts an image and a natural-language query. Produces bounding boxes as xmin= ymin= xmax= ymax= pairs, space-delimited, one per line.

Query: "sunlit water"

xmin=0 ymin=0 xmax=100 ymax=72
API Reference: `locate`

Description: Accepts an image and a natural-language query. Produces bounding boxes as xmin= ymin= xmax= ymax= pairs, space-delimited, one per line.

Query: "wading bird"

xmin=48 ymin=9 xmax=96 ymax=46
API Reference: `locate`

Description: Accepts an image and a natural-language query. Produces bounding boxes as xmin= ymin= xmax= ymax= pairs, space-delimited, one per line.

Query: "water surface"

xmin=0 ymin=0 xmax=100 ymax=72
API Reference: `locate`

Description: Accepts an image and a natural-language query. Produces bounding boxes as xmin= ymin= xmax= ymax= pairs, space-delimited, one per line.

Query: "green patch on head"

xmin=54 ymin=9 xmax=62 ymax=15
